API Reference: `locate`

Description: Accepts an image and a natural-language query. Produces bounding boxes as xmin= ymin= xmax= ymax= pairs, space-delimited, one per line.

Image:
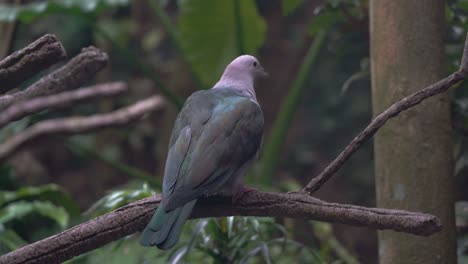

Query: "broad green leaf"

xmin=0 ymin=184 xmax=79 ymax=217
xmin=178 ymin=0 xmax=266 ymax=87
xmin=0 ymin=201 xmax=69 ymax=228
xmin=282 ymin=0 xmax=304 ymax=16
xmin=0 ymin=0 xmax=130 ymax=23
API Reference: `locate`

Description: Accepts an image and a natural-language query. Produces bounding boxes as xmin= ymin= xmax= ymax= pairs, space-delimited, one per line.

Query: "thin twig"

xmin=0 ymin=46 xmax=108 ymax=111
xmin=302 ymin=33 xmax=468 ymax=195
xmin=0 ymin=96 xmax=165 ymax=162
xmin=0 ymin=82 xmax=128 ymax=128
xmin=0 ymin=191 xmax=441 ymax=264
xmin=0 ymin=34 xmax=67 ymax=93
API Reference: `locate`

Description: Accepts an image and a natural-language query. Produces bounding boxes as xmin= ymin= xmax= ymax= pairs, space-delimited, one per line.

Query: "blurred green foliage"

xmin=447 ymin=3 xmax=468 ymax=261
xmin=178 ymin=0 xmax=266 ymax=87
xmin=1 ymin=0 xmax=468 ymax=263
xmin=66 ymin=217 xmax=324 ymax=264
xmin=0 ymin=0 xmax=129 ymax=22
xmin=0 ymin=166 xmax=78 ymax=254
xmin=0 ymin=0 xmax=391 ymax=262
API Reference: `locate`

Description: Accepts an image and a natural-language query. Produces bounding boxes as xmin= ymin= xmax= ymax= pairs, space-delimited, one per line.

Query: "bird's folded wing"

xmin=164 ymin=98 xmax=263 ymax=210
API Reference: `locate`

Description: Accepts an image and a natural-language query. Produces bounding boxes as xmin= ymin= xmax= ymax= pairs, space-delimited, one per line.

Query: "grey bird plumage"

xmin=140 ymin=55 xmax=266 ymax=250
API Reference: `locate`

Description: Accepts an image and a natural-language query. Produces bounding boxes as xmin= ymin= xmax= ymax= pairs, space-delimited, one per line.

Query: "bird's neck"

xmin=213 ymin=74 xmax=257 ymax=101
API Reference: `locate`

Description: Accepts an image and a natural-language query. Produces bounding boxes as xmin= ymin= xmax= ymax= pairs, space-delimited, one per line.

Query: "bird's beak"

xmin=258 ymin=65 xmax=268 ymax=78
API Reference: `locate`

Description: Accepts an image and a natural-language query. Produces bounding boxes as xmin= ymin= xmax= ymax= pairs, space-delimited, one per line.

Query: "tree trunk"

xmin=370 ymin=1 xmax=456 ymax=263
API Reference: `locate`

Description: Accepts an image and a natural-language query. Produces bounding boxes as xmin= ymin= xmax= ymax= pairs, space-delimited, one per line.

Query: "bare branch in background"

xmin=0 ymin=96 xmax=165 ymax=162
xmin=0 ymin=82 xmax=128 ymax=128
xmin=0 ymin=191 xmax=441 ymax=264
xmin=0 ymin=46 xmax=108 ymax=110
xmin=302 ymin=32 xmax=468 ymax=195
xmin=0 ymin=34 xmax=67 ymax=93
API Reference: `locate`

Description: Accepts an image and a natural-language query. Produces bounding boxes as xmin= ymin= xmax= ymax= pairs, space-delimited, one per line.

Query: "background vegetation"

xmin=0 ymin=0 xmax=467 ymax=263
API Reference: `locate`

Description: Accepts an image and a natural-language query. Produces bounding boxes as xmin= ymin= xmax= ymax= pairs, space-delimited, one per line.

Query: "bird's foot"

xmin=231 ymin=185 xmax=256 ymax=203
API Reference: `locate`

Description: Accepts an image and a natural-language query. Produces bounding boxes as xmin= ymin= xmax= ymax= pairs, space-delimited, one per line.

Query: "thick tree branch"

xmin=303 ymin=33 xmax=468 ymax=195
xmin=0 ymin=191 xmax=441 ymax=264
xmin=0 ymin=34 xmax=67 ymax=93
xmin=0 ymin=46 xmax=108 ymax=111
xmin=0 ymin=82 xmax=128 ymax=128
xmin=0 ymin=96 xmax=165 ymax=162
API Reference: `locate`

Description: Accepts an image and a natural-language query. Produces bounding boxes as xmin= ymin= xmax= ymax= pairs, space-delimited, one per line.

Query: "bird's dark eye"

xmin=253 ymin=61 xmax=257 ymax=67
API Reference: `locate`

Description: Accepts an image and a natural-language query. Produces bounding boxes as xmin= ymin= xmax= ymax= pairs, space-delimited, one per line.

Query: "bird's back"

xmin=163 ymin=87 xmax=264 ymax=209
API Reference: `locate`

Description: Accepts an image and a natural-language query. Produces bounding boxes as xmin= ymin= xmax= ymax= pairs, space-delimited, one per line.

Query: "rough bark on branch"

xmin=0 ymin=46 xmax=108 ymax=111
xmin=303 ymin=32 xmax=468 ymax=195
xmin=0 ymin=191 xmax=441 ymax=264
xmin=0 ymin=96 xmax=165 ymax=162
xmin=0 ymin=34 xmax=67 ymax=93
xmin=0 ymin=82 xmax=128 ymax=128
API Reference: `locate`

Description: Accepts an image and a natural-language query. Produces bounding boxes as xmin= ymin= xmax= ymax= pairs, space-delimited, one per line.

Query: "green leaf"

xmin=85 ymin=183 xmax=156 ymax=216
xmin=282 ymin=0 xmax=303 ymax=16
xmin=0 ymin=0 xmax=130 ymax=23
xmin=0 ymin=184 xmax=79 ymax=217
xmin=178 ymin=0 xmax=266 ymax=87
xmin=0 ymin=201 xmax=69 ymax=228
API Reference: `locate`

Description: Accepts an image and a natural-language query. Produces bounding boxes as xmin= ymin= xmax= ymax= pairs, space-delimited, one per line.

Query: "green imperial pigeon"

xmin=140 ymin=55 xmax=266 ymax=250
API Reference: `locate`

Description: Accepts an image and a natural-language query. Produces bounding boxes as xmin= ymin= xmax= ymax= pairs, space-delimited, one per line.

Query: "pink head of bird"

xmin=222 ymin=55 xmax=268 ymax=80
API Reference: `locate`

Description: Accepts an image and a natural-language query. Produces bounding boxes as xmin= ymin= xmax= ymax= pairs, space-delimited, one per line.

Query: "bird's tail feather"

xmin=139 ymin=199 xmax=197 ymax=250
